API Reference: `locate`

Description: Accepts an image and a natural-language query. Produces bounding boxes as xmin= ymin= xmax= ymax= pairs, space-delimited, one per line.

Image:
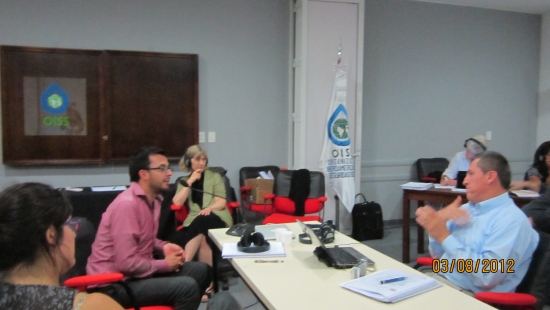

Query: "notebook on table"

xmin=296 ymin=220 xmax=375 ymax=269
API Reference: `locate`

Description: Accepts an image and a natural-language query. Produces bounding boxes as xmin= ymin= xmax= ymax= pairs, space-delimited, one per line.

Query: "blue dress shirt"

xmin=442 ymin=151 xmax=470 ymax=179
xmin=429 ymin=192 xmax=539 ymax=293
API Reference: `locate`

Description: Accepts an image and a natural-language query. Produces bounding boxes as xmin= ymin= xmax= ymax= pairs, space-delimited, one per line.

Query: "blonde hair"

xmin=179 ymin=144 xmax=208 ymax=172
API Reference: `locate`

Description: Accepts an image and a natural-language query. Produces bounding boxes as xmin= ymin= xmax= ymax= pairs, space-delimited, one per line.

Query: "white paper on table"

xmin=400 ymin=182 xmax=433 ymax=191
xmin=434 ymin=184 xmax=455 ymax=189
xmin=451 ymin=188 xmax=467 ymax=193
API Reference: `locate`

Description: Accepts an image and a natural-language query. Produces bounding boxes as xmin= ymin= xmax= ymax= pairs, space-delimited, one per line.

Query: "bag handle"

xmin=355 ymin=193 xmax=367 ymax=203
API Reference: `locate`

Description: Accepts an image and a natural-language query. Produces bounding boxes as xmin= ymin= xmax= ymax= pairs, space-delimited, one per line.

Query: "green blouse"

xmin=178 ymin=169 xmax=233 ymax=228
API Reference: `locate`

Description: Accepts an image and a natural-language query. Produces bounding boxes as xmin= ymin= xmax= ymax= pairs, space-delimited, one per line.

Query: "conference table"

xmin=209 ymin=222 xmax=494 ymax=309
xmin=402 ymin=188 xmax=535 ymax=263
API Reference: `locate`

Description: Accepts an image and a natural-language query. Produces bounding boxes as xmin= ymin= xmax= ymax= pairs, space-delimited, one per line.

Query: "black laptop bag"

xmin=352 ymin=193 xmax=384 ymax=241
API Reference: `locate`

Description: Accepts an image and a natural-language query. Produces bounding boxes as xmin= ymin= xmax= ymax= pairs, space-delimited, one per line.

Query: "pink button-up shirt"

xmin=86 ymin=183 xmax=170 ymax=278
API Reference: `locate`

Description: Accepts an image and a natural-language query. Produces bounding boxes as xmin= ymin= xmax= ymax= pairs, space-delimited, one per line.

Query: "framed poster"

xmin=1 ymin=46 xmax=198 ymax=165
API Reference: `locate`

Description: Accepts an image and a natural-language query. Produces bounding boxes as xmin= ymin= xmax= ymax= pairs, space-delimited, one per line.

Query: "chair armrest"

xmin=474 ymin=292 xmax=537 ymax=306
xmin=318 ymin=196 xmax=328 ymax=203
xmin=227 ymin=201 xmax=240 ymax=209
xmin=264 ymin=193 xmax=275 ymax=200
xmin=64 ymin=273 xmax=124 ymax=288
xmin=240 ymin=186 xmax=251 ymax=192
xmin=416 ymin=257 xmax=434 ymax=266
xmin=170 ymin=203 xmax=182 ymax=211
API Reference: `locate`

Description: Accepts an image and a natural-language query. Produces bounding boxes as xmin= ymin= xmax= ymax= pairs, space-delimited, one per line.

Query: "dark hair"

xmin=531 ymin=141 xmax=550 ymax=183
xmin=0 ymin=183 xmax=72 ymax=271
xmin=129 ymin=146 xmax=166 ymax=182
xmin=471 ymin=151 xmax=511 ymax=189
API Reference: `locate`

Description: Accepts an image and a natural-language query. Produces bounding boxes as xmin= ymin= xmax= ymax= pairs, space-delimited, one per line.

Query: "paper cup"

xmin=280 ymin=230 xmax=294 ymax=245
xmin=273 ymin=228 xmax=288 ymax=242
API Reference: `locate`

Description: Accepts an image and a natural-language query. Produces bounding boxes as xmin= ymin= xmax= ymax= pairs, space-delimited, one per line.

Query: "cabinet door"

xmin=1 ymin=46 xmax=103 ymax=165
xmin=106 ymin=51 xmax=198 ymax=162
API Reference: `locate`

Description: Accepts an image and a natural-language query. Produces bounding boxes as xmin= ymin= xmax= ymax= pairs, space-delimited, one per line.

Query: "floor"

xmin=199 ymin=221 xmax=427 ymax=310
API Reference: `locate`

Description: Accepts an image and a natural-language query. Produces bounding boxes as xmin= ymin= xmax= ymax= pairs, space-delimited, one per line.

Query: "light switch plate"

xmin=208 ymin=131 xmax=216 ymax=143
xmin=199 ymin=131 xmax=205 ymax=143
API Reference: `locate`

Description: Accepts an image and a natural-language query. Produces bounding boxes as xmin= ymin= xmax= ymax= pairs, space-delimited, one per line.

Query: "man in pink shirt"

xmin=87 ymin=146 xmax=210 ymax=309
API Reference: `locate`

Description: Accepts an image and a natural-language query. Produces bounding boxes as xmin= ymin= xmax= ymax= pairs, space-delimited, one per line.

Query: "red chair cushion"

xmin=474 ymin=292 xmax=537 ymax=306
xmin=250 ymin=203 xmax=274 ymax=214
xmin=420 ymin=176 xmax=437 ymax=183
xmin=64 ymin=273 xmax=124 ymax=287
xmin=272 ymin=197 xmax=324 ymax=214
xmin=262 ymin=213 xmax=322 ymax=224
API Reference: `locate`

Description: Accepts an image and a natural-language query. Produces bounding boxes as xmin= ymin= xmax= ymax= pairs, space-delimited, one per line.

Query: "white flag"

xmin=319 ymin=67 xmax=355 ymax=212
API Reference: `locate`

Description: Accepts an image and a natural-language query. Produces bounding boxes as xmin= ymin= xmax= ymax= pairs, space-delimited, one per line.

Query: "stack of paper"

xmin=511 ymin=190 xmax=540 ymax=198
xmin=340 ymin=268 xmax=442 ymax=303
xmin=221 ymin=242 xmax=286 ymax=259
xmin=400 ymin=182 xmax=433 ymax=191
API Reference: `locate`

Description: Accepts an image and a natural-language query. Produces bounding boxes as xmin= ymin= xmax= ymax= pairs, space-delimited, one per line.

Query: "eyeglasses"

xmin=146 ymin=165 xmax=173 ymax=172
xmin=64 ymin=218 xmax=81 ymax=232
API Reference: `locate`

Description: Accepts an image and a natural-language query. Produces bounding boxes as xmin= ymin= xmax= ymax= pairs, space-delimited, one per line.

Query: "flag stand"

xmin=334 ymin=195 xmax=340 ymax=231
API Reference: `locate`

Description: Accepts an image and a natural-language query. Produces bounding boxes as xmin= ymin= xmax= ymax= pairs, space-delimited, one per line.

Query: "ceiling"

xmin=409 ymin=0 xmax=550 ymax=15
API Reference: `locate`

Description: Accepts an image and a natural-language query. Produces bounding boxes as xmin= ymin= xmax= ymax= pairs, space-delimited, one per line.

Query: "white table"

xmin=209 ymin=223 xmax=494 ymax=309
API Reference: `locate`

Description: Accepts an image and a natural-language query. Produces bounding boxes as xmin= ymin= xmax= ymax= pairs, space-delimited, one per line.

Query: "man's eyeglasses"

xmin=146 ymin=165 xmax=173 ymax=172
xmin=64 ymin=219 xmax=81 ymax=232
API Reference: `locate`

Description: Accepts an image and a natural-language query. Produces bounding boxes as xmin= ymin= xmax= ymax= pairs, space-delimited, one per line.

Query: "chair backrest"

xmin=239 ymin=165 xmax=280 ymax=187
xmin=415 ymin=158 xmax=449 ymax=182
xmin=274 ymin=170 xmax=325 ymax=197
xmin=272 ymin=170 xmax=325 ymax=215
xmin=515 ymin=231 xmax=550 ymax=308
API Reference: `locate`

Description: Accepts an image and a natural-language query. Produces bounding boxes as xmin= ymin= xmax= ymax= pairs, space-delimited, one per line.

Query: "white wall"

xmin=537 ymin=12 xmax=550 ymax=145
xmin=0 ymin=0 xmax=290 ymax=190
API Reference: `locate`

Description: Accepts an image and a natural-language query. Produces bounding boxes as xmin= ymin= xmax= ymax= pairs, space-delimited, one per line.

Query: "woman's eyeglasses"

xmin=64 ymin=218 xmax=81 ymax=232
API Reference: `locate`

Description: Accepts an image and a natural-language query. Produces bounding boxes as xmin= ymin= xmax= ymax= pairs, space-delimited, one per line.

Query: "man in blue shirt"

xmin=417 ymin=151 xmax=539 ymax=294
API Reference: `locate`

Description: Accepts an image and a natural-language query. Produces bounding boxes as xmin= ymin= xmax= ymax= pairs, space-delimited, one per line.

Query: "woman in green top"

xmin=170 ymin=145 xmax=232 ymax=301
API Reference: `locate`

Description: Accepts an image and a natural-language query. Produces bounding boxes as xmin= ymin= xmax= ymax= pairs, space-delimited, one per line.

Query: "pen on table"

xmin=254 ymin=260 xmax=284 ymax=263
xmin=380 ymin=277 xmax=406 ymax=284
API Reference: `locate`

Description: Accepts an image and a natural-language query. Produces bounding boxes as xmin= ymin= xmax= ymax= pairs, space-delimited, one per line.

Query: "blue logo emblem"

xmin=327 ymin=104 xmax=350 ymax=146
xmin=40 ymin=83 xmax=69 ymax=115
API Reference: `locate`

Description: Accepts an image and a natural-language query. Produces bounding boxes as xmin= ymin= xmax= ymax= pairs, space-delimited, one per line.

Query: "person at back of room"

xmin=440 ymin=134 xmax=487 ymax=186
xmin=0 ymin=182 xmax=123 ymax=310
xmin=510 ymin=140 xmax=550 ymax=193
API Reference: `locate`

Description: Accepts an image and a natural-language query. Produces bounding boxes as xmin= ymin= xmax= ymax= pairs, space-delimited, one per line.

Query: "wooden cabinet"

xmin=1 ymin=46 xmax=198 ymax=165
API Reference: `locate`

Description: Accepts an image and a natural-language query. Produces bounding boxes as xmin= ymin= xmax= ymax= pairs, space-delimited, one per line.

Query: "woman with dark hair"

xmin=510 ymin=141 xmax=550 ymax=193
xmin=0 ymin=182 xmax=122 ymax=310
xmin=170 ymin=145 xmax=232 ymax=302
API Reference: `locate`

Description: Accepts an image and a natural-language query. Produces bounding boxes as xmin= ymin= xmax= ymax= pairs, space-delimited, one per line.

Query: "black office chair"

xmin=415 ymin=158 xmax=449 ymax=183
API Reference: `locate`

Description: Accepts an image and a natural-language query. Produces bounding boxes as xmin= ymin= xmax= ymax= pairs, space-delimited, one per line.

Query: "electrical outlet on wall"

xmin=199 ymin=132 xmax=205 ymax=143
xmin=486 ymin=131 xmax=492 ymax=141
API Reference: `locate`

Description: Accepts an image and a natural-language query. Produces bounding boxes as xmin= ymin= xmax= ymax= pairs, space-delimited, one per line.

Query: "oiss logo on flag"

xmin=320 ymin=67 xmax=355 ymax=212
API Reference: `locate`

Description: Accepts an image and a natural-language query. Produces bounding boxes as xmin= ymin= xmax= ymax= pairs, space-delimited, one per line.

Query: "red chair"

xmin=239 ymin=166 xmax=281 ymax=217
xmin=262 ymin=170 xmax=327 ymax=224
xmin=62 ymin=218 xmax=173 ymax=310
xmin=414 ymin=231 xmax=550 ymax=310
xmin=64 ymin=274 xmax=172 ymax=310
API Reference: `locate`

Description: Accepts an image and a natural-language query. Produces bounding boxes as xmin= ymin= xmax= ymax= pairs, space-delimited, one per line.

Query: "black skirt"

xmin=169 ymin=213 xmax=226 ymax=247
